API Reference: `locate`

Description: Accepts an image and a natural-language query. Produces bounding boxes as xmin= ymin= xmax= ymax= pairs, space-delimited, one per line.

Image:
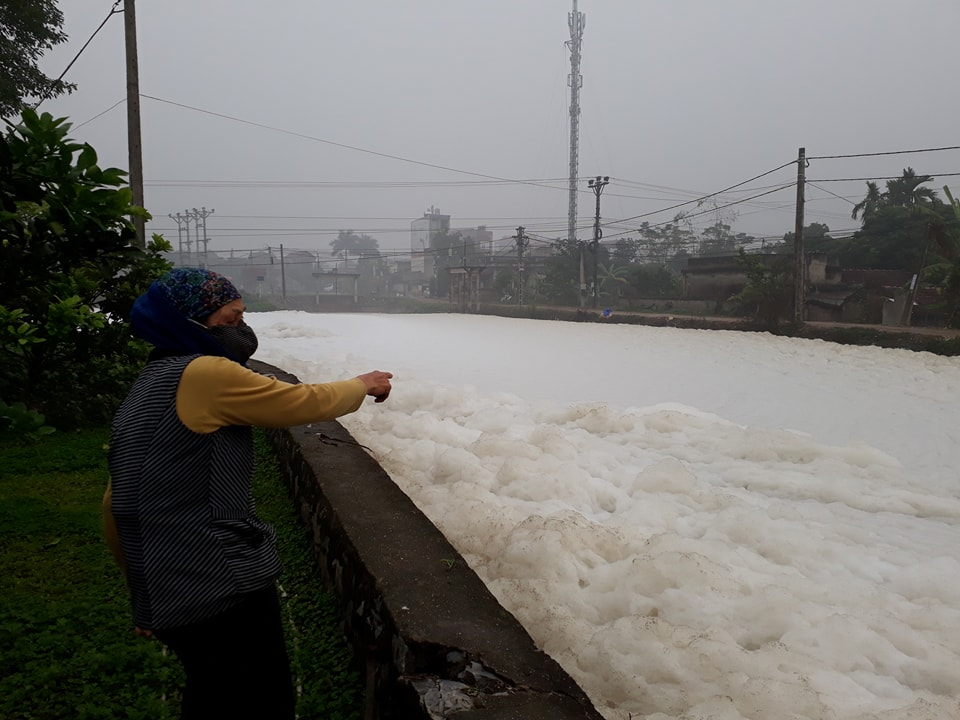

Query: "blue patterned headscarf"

xmin=130 ymin=268 xmax=242 ymax=359
xmin=155 ymin=268 xmax=242 ymax=321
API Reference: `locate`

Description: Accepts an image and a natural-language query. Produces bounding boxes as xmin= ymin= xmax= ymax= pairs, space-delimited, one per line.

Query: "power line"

xmin=807 ymin=182 xmax=856 ymax=206
xmin=807 ymin=145 xmax=960 ymax=160
xmin=145 ymin=178 xmax=571 ymax=189
xmin=35 ymin=1 xmax=123 ymax=110
xmin=74 ymin=98 xmax=126 ymax=130
xmin=601 ymin=183 xmax=796 ymax=242
xmin=808 ymin=172 xmax=960 ymax=183
xmin=208 ymin=214 xmax=565 ymax=221
xmin=134 ymin=94 xmax=960 ymax=247
xmin=139 ymin=94 xmax=573 ymax=194
xmin=602 ymin=160 xmax=797 ymax=227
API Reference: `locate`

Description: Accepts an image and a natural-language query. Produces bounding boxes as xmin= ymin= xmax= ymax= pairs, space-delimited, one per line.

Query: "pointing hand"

xmin=356 ymin=370 xmax=393 ymax=403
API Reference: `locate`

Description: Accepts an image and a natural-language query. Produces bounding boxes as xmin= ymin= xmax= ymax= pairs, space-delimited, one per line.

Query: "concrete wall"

xmin=253 ymin=361 xmax=604 ymax=720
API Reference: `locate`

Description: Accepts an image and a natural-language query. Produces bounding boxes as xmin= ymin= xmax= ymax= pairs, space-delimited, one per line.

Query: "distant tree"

xmin=539 ymin=239 xmax=583 ymax=306
xmin=843 ymin=168 xmax=950 ymax=271
xmin=933 ymin=236 xmax=960 ymax=325
xmin=612 ymin=237 xmax=641 ymax=263
xmin=850 ymin=181 xmax=883 ymax=223
xmin=596 ymin=262 xmax=630 ymax=300
xmin=730 ymin=249 xmax=793 ymax=330
xmin=623 ymin=264 xmax=679 ymax=298
xmin=0 ymin=1 xmax=76 ymax=117
xmin=330 ymin=230 xmax=379 ymax=258
xmin=944 ymin=186 xmax=960 ymax=224
xmin=699 ymin=222 xmax=737 ymax=255
xmin=698 ymin=222 xmax=756 ymax=257
xmin=908 ymin=186 xmax=960 ymax=325
xmin=882 ymin=168 xmax=938 ymax=209
xmin=637 ymin=219 xmax=697 ymax=263
xmin=780 ymin=223 xmax=833 ymax=254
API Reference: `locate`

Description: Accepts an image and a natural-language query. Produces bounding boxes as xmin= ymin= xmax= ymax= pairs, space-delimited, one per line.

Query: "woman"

xmin=103 ymin=267 xmax=392 ymax=719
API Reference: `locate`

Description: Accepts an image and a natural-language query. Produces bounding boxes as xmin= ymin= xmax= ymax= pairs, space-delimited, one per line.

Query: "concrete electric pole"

xmin=190 ymin=207 xmax=215 ymax=267
xmin=123 ymin=0 xmax=145 ymax=248
xmin=515 ymin=226 xmax=528 ymax=306
xmin=793 ymin=148 xmax=806 ymax=323
xmin=588 ymin=175 xmax=609 ymax=309
xmin=168 ymin=212 xmax=189 ymax=266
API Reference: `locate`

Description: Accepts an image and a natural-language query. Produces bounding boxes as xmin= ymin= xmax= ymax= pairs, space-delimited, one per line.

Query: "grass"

xmin=0 ymin=427 xmax=362 ymax=720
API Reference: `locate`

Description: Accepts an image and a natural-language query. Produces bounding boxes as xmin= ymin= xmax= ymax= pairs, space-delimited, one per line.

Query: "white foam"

xmin=249 ymin=312 xmax=960 ymax=720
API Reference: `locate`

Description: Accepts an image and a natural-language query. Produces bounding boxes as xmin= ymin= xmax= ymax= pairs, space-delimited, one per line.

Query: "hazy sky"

xmin=34 ymin=1 xmax=960 ymax=253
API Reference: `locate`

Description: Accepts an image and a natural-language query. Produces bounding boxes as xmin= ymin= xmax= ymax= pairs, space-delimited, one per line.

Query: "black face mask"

xmin=208 ymin=321 xmax=258 ymax=364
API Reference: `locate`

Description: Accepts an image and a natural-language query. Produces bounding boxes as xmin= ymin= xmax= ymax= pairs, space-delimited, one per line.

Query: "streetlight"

xmin=588 ymin=175 xmax=609 ymax=309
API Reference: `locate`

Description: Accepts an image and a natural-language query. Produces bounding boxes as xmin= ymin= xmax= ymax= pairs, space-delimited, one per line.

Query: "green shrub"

xmin=0 ymin=399 xmax=55 ymax=440
xmin=0 ymin=109 xmax=172 ymax=428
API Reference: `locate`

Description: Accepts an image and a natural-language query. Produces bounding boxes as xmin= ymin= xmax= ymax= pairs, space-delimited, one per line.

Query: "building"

xmin=410 ymin=206 xmax=450 ymax=252
xmin=456 ymin=226 xmax=494 ymax=256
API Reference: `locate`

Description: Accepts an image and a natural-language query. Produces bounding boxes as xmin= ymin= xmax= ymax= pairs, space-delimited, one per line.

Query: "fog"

xmin=38 ymin=2 xmax=960 ymax=250
xmin=248 ymin=311 xmax=960 ymax=720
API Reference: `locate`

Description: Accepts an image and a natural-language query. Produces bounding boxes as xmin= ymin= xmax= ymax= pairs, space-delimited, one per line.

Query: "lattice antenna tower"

xmin=566 ymin=0 xmax=585 ymax=245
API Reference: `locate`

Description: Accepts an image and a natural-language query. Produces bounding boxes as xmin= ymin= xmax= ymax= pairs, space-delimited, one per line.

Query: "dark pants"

xmin=154 ymin=585 xmax=295 ymax=720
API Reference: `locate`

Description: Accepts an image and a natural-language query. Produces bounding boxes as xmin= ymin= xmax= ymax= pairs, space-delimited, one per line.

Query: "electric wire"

xmin=140 ymin=94 xmax=575 ymax=194
xmin=210 ymin=214 xmax=564 ymax=221
xmin=34 ymin=1 xmax=123 ymax=110
xmin=600 ymin=183 xmax=796 ymax=241
xmin=600 ymin=160 xmax=797 ymax=228
xmin=807 ymin=146 xmax=960 ymax=160
xmin=146 ymin=178 xmax=571 ymax=189
xmin=809 ymin=172 xmax=960 ymax=183
xmin=74 ymin=98 xmax=126 ymax=130
xmin=807 ymin=182 xmax=857 ymax=206
xmin=138 ymin=95 xmax=956 ymax=255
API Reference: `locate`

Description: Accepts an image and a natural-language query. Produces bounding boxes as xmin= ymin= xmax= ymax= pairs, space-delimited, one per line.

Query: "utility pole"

xmin=588 ymin=175 xmax=609 ymax=309
xmin=280 ymin=243 xmax=286 ymax=304
xmin=515 ymin=226 xmax=528 ymax=306
xmin=123 ymin=0 xmax=145 ymax=247
xmin=191 ymin=206 xmax=215 ymax=267
xmin=566 ymin=0 xmax=585 ymax=249
xmin=168 ymin=212 xmax=189 ymax=266
xmin=793 ymin=147 xmax=806 ymax=323
xmin=182 ymin=208 xmax=193 ymax=265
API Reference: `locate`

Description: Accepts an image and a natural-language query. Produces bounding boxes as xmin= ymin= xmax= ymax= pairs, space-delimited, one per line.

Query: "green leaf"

xmin=77 ymin=145 xmax=98 ymax=171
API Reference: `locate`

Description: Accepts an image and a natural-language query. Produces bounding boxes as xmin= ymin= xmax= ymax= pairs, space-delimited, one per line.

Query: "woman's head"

xmin=131 ymin=268 xmax=257 ymax=363
xmin=155 ymin=268 xmax=243 ymax=324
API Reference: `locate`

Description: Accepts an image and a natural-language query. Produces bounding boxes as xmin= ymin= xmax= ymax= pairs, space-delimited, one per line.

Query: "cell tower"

xmin=566 ymin=0 xmax=585 ymax=244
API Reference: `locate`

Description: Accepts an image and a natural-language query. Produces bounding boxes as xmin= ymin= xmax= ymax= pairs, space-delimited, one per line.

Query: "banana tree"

xmin=596 ymin=262 xmax=631 ymax=301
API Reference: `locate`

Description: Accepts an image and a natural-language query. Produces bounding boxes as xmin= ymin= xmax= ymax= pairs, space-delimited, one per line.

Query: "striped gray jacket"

xmin=108 ymin=355 xmax=281 ymax=630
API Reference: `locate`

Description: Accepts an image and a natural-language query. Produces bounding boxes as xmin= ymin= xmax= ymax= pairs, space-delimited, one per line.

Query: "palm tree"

xmin=943 ymin=185 xmax=960 ymax=225
xmin=893 ymin=180 xmax=956 ymax=325
xmin=851 ymin=181 xmax=882 ymax=221
xmin=929 ymin=186 xmax=960 ymax=326
xmin=884 ymin=167 xmax=936 ymax=207
xmin=852 ymin=168 xmax=935 ymax=221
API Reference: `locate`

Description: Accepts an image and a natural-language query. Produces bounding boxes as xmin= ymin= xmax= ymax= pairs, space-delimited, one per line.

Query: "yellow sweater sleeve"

xmin=176 ymin=355 xmax=367 ymax=434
